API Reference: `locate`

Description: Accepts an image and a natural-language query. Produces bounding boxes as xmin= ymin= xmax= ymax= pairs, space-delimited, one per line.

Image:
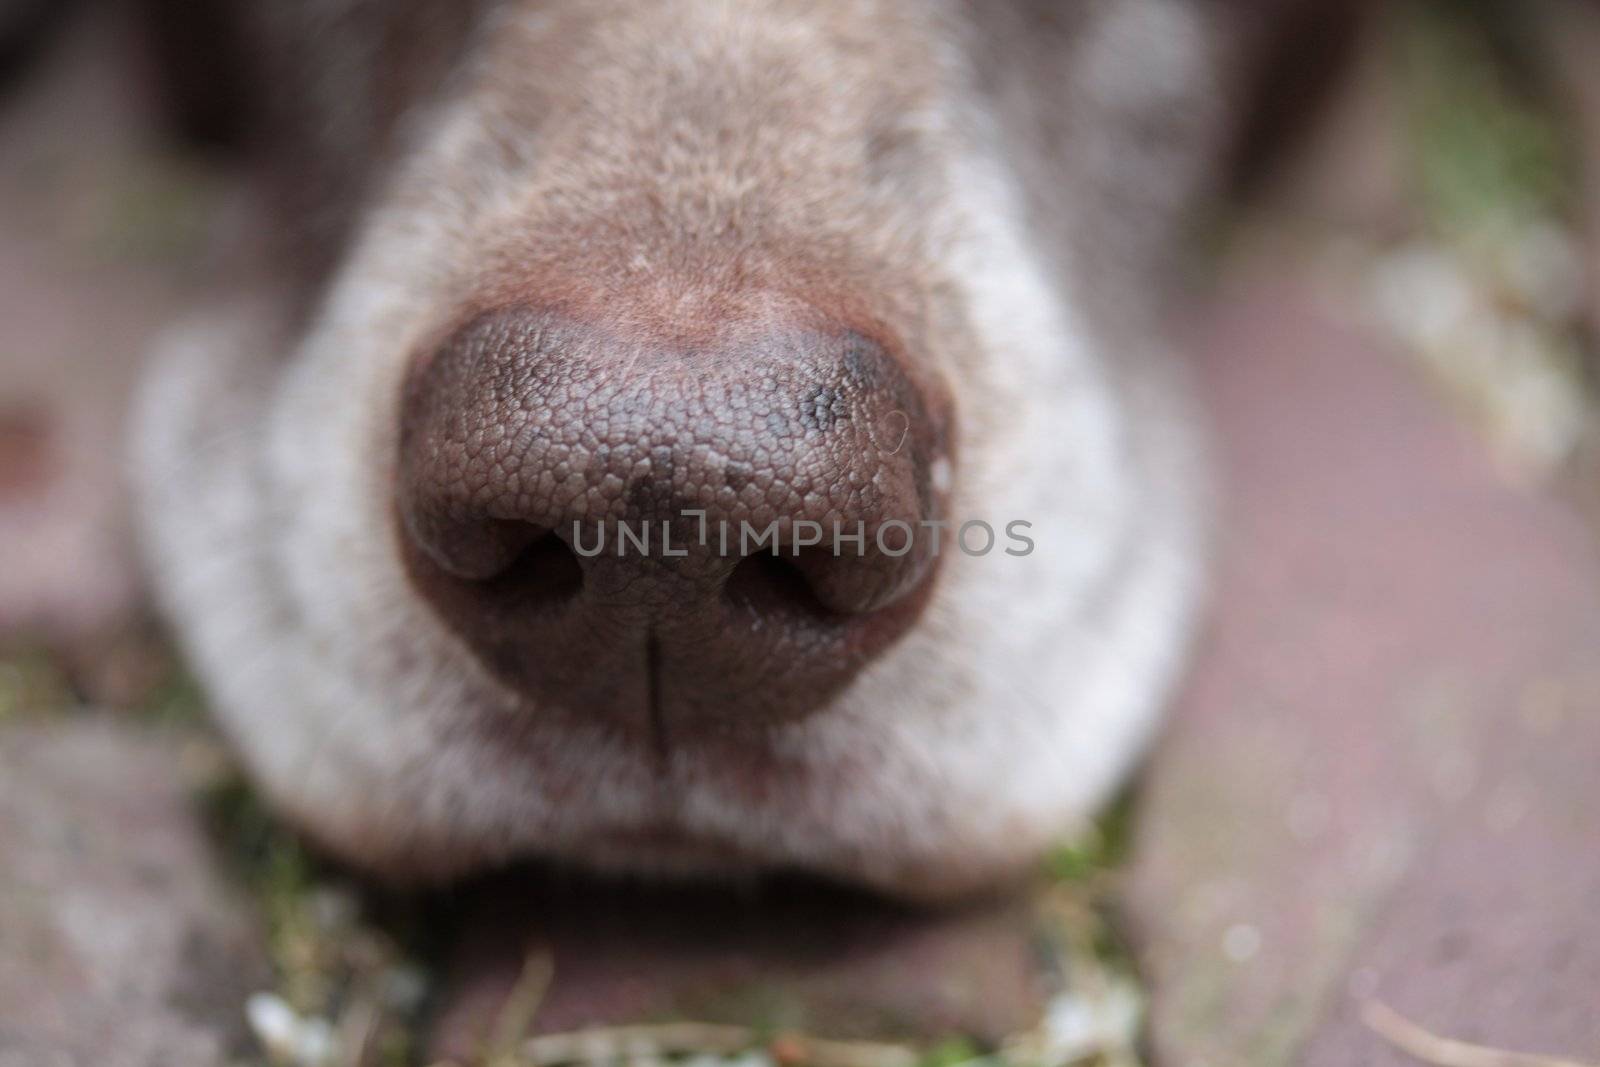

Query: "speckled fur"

xmin=134 ymin=0 xmax=1305 ymax=899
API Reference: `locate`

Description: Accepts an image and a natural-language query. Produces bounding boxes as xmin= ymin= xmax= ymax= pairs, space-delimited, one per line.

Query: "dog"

xmin=126 ymin=0 xmax=1342 ymax=901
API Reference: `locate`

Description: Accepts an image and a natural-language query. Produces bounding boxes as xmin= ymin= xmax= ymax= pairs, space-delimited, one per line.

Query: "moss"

xmin=132 ymin=656 xmax=212 ymax=728
xmin=198 ymin=770 xmax=437 ymax=1065
xmin=0 ymin=645 xmax=72 ymax=722
xmin=1398 ymin=0 xmax=1576 ymax=246
xmin=1042 ymin=791 xmax=1136 ymax=888
xmin=917 ymin=1037 xmax=983 ymax=1067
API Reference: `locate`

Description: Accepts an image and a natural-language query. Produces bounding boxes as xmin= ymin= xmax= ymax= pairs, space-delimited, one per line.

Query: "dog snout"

xmin=396 ymin=304 xmax=950 ymax=728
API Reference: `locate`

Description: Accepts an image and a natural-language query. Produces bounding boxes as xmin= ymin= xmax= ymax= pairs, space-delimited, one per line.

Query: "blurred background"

xmin=1 ymin=2 xmax=1598 ymax=1066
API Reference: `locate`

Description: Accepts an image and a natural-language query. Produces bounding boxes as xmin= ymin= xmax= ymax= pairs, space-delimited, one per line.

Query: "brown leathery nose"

xmin=396 ymin=302 xmax=950 ymax=735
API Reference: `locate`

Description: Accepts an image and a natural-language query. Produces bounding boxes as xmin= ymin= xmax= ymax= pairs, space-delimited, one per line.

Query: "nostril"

xmin=479 ymin=527 xmax=584 ymax=609
xmin=402 ymin=508 xmax=547 ymax=581
xmin=724 ymin=552 xmax=842 ymax=623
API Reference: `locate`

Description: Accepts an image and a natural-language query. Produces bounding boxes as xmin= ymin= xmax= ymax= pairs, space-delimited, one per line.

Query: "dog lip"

xmin=580 ymin=822 xmax=770 ymax=872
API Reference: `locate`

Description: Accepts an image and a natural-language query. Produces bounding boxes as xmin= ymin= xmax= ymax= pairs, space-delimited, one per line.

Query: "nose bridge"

xmin=498 ymin=1 xmax=914 ymax=214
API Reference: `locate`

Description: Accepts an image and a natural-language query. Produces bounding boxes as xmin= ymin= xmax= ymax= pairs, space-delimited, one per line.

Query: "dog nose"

xmin=396 ymin=305 xmax=950 ymax=730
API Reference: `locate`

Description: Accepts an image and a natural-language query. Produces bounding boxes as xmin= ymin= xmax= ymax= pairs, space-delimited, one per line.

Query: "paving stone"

xmin=0 ymin=718 xmax=271 ymax=1067
xmin=1127 ymin=271 xmax=1600 ymax=1066
xmin=0 ymin=10 xmax=214 ymax=649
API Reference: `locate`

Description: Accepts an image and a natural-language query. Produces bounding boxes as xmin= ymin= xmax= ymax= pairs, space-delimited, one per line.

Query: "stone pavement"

xmin=0 ymin=719 xmax=270 ymax=1067
xmin=1128 ymin=270 xmax=1600 ymax=1066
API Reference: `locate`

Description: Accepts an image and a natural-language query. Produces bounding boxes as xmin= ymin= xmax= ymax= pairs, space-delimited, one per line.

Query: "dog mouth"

xmin=575 ymin=822 xmax=773 ymax=873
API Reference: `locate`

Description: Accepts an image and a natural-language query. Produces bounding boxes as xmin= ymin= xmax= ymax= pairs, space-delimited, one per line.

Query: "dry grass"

xmin=1364 ymin=1001 xmax=1600 ymax=1067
